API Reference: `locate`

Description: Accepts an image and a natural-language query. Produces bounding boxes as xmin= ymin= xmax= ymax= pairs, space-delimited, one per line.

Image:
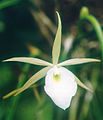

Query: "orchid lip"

xmin=44 ymin=67 xmax=77 ymax=109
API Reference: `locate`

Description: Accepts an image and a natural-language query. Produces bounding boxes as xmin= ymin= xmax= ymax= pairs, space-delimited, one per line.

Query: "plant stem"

xmin=80 ymin=7 xmax=103 ymax=60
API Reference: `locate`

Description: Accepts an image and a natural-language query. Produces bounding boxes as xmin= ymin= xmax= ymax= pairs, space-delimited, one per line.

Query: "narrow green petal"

xmin=3 ymin=88 xmax=21 ymax=99
xmin=52 ymin=11 xmax=61 ymax=65
xmin=14 ymin=66 xmax=51 ymax=96
xmin=57 ymin=58 xmax=100 ymax=66
xmin=3 ymin=67 xmax=51 ymax=99
xmin=74 ymin=74 xmax=93 ymax=93
xmin=3 ymin=57 xmax=52 ymax=66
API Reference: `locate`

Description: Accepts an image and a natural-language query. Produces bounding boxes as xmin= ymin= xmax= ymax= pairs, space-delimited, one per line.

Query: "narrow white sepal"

xmin=44 ymin=67 xmax=77 ymax=110
xmin=52 ymin=12 xmax=61 ymax=65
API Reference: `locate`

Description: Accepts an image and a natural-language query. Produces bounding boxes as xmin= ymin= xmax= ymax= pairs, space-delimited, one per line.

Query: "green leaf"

xmin=74 ymin=74 xmax=93 ymax=93
xmin=0 ymin=0 xmax=20 ymax=10
xmin=57 ymin=58 xmax=100 ymax=66
xmin=3 ymin=57 xmax=52 ymax=66
xmin=14 ymin=66 xmax=51 ymax=96
xmin=52 ymin=11 xmax=61 ymax=65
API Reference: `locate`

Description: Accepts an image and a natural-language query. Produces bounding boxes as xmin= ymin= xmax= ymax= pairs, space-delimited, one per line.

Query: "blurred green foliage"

xmin=0 ymin=0 xmax=103 ymax=120
xmin=0 ymin=64 xmax=12 ymax=88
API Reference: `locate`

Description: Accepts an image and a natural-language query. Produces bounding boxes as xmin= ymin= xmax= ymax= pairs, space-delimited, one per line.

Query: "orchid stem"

xmin=80 ymin=6 xmax=103 ymax=61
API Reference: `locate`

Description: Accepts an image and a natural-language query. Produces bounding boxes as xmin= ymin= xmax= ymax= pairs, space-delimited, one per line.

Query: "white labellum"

xmin=44 ymin=66 xmax=77 ymax=110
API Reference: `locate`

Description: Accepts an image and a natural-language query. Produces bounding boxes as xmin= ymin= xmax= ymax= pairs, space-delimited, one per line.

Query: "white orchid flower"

xmin=3 ymin=12 xmax=100 ymax=110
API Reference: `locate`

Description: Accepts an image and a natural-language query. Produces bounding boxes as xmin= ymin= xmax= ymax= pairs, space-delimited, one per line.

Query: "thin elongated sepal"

xmin=3 ymin=67 xmax=51 ymax=99
xmin=74 ymin=74 xmax=93 ymax=93
xmin=3 ymin=88 xmax=21 ymax=99
xmin=14 ymin=66 xmax=51 ymax=96
xmin=57 ymin=58 xmax=100 ymax=67
xmin=3 ymin=57 xmax=52 ymax=66
xmin=52 ymin=11 xmax=61 ymax=65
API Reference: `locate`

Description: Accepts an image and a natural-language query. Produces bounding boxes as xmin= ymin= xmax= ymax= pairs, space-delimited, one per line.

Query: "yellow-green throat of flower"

xmin=53 ymin=66 xmax=61 ymax=82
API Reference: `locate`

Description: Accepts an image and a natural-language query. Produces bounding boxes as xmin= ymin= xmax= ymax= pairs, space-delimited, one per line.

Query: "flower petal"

xmin=52 ymin=11 xmax=61 ymax=65
xmin=3 ymin=66 xmax=51 ymax=99
xmin=3 ymin=88 xmax=21 ymax=99
xmin=57 ymin=58 xmax=100 ymax=67
xmin=14 ymin=66 xmax=51 ymax=96
xmin=3 ymin=57 xmax=52 ymax=66
xmin=44 ymin=67 xmax=77 ymax=110
xmin=74 ymin=74 xmax=93 ymax=93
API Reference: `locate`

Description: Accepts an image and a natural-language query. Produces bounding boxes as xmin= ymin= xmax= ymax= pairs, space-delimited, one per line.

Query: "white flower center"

xmin=53 ymin=66 xmax=61 ymax=82
xmin=53 ymin=66 xmax=60 ymax=75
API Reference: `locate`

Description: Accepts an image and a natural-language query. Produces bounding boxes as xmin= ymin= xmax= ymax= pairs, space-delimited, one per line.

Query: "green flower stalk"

xmin=80 ymin=6 xmax=103 ymax=60
xmin=3 ymin=12 xmax=100 ymax=110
